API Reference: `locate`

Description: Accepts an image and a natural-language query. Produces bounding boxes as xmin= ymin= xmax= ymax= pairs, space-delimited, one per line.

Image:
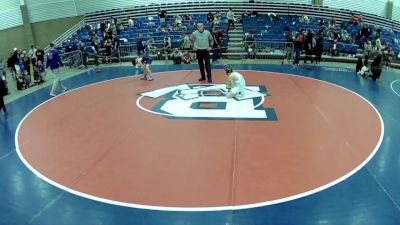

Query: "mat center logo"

xmin=137 ymin=84 xmax=277 ymax=120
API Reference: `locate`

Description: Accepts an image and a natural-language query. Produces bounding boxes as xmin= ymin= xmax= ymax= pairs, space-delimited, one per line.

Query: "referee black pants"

xmin=0 ymin=96 xmax=6 ymax=113
xmin=196 ymin=49 xmax=212 ymax=80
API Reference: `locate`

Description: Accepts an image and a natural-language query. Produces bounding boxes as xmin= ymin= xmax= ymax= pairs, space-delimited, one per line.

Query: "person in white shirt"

xmin=127 ymin=17 xmax=134 ymax=27
xmin=225 ymin=65 xmax=246 ymax=98
xmin=28 ymin=45 xmax=37 ymax=66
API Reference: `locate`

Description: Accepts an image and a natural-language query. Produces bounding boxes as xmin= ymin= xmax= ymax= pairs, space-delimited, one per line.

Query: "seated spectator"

xmin=319 ymin=18 xmax=325 ymax=27
xmin=303 ymin=15 xmax=310 ymax=24
xmin=183 ymin=51 xmax=192 ymax=64
xmin=360 ymin=24 xmax=369 ymax=38
xmin=170 ymin=48 xmax=183 ymax=64
xmin=207 ymin=12 xmax=214 ymax=24
xmin=329 ymin=17 xmax=336 ymax=29
xmin=375 ymin=38 xmax=382 ymax=52
xmin=127 ymin=17 xmax=134 ymax=27
xmin=350 ymin=14 xmax=356 ymax=25
xmin=363 ymin=41 xmax=372 ymax=61
xmin=340 ymin=29 xmax=349 ymax=41
xmin=16 ymin=74 xmax=27 ymax=90
xmin=147 ymin=37 xmax=157 ymax=54
xmin=358 ymin=14 xmax=363 ymax=25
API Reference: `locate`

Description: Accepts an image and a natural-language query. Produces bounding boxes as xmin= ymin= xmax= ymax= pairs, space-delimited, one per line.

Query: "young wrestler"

xmin=132 ymin=55 xmax=154 ymax=81
xmin=224 ymin=64 xmax=246 ymax=98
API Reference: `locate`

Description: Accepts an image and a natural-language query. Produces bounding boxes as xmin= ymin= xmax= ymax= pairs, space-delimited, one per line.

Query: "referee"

xmin=191 ymin=23 xmax=214 ymax=83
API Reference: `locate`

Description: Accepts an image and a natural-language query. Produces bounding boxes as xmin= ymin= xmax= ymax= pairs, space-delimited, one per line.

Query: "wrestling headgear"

xmin=224 ymin=64 xmax=233 ymax=74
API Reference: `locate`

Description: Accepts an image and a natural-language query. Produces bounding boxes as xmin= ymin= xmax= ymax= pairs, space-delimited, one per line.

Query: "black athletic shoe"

xmin=198 ymin=78 xmax=206 ymax=81
xmin=208 ymin=79 xmax=212 ymax=83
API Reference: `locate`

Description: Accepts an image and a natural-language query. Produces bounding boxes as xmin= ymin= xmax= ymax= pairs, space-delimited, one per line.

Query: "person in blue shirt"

xmin=47 ymin=43 xmax=66 ymax=96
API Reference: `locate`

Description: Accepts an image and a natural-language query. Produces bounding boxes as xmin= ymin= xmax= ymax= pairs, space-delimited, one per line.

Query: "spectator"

xmin=91 ymin=33 xmax=100 ymax=52
xmin=369 ymin=55 xmax=383 ymax=81
xmin=181 ymin=33 xmax=192 ymax=51
xmin=319 ymin=18 xmax=325 ymax=27
xmin=7 ymin=53 xmax=16 ymax=79
xmin=364 ymin=40 xmax=372 ymax=61
xmin=35 ymin=46 xmax=45 ymax=64
xmin=207 ymin=12 xmax=214 ymax=24
xmin=212 ymin=27 xmax=223 ymax=63
xmin=158 ymin=9 xmax=167 ymax=23
xmin=314 ymin=36 xmax=323 ymax=64
xmin=376 ymin=38 xmax=382 ymax=52
xmin=22 ymin=51 xmax=31 ymax=76
xmin=213 ymin=12 xmax=221 ymax=29
xmin=137 ymin=34 xmax=145 ymax=56
xmin=183 ymin=51 xmax=192 ymax=64
xmin=356 ymin=57 xmax=363 ymax=73
xmin=128 ymin=17 xmax=134 ymax=27
xmin=243 ymin=33 xmax=256 ymax=59
xmin=164 ymin=37 xmax=172 ymax=59
xmin=147 ymin=37 xmax=157 ymax=54
xmin=104 ymin=39 xmax=112 ymax=64
xmin=0 ymin=76 xmax=6 ymax=114
xmin=303 ymin=15 xmax=310 ymax=24
xmin=350 ymin=14 xmax=356 ymax=25
xmin=304 ymin=30 xmax=314 ymax=64
xmin=383 ymin=46 xmax=393 ymax=67
xmin=28 ymin=45 xmax=37 ymax=67
xmin=227 ymin=8 xmax=235 ymax=30
xmin=329 ymin=17 xmax=336 ymax=29
xmin=283 ymin=30 xmax=294 ymax=63
xmin=358 ymin=14 xmax=363 ymax=25
xmin=170 ymin=48 xmax=183 ymax=64
xmin=361 ymin=24 xmax=369 ymax=38
xmin=293 ymin=31 xmax=304 ymax=65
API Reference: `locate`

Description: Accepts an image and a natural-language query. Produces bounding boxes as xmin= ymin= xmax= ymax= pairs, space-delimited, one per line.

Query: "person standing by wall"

xmin=28 ymin=45 xmax=37 ymax=67
xmin=0 ymin=77 xmax=7 ymax=114
xmin=35 ymin=46 xmax=45 ymax=65
xmin=212 ymin=27 xmax=222 ymax=63
xmin=47 ymin=43 xmax=66 ymax=97
xmin=191 ymin=23 xmax=214 ymax=83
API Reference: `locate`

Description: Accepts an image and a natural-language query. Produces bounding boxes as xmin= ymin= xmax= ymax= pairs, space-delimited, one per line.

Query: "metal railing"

xmin=59 ymin=50 xmax=84 ymax=68
xmin=44 ymin=18 xmax=86 ymax=53
xmin=241 ymin=41 xmax=294 ymax=63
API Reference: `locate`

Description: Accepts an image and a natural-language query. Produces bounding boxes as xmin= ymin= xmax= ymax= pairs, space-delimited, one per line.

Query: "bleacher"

xmin=58 ymin=1 xmax=400 ymax=65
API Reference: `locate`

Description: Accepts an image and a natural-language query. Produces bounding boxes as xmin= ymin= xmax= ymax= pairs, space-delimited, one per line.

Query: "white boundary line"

xmin=390 ymin=80 xmax=400 ymax=97
xmin=14 ymin=69 xmax=384 ymax=212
